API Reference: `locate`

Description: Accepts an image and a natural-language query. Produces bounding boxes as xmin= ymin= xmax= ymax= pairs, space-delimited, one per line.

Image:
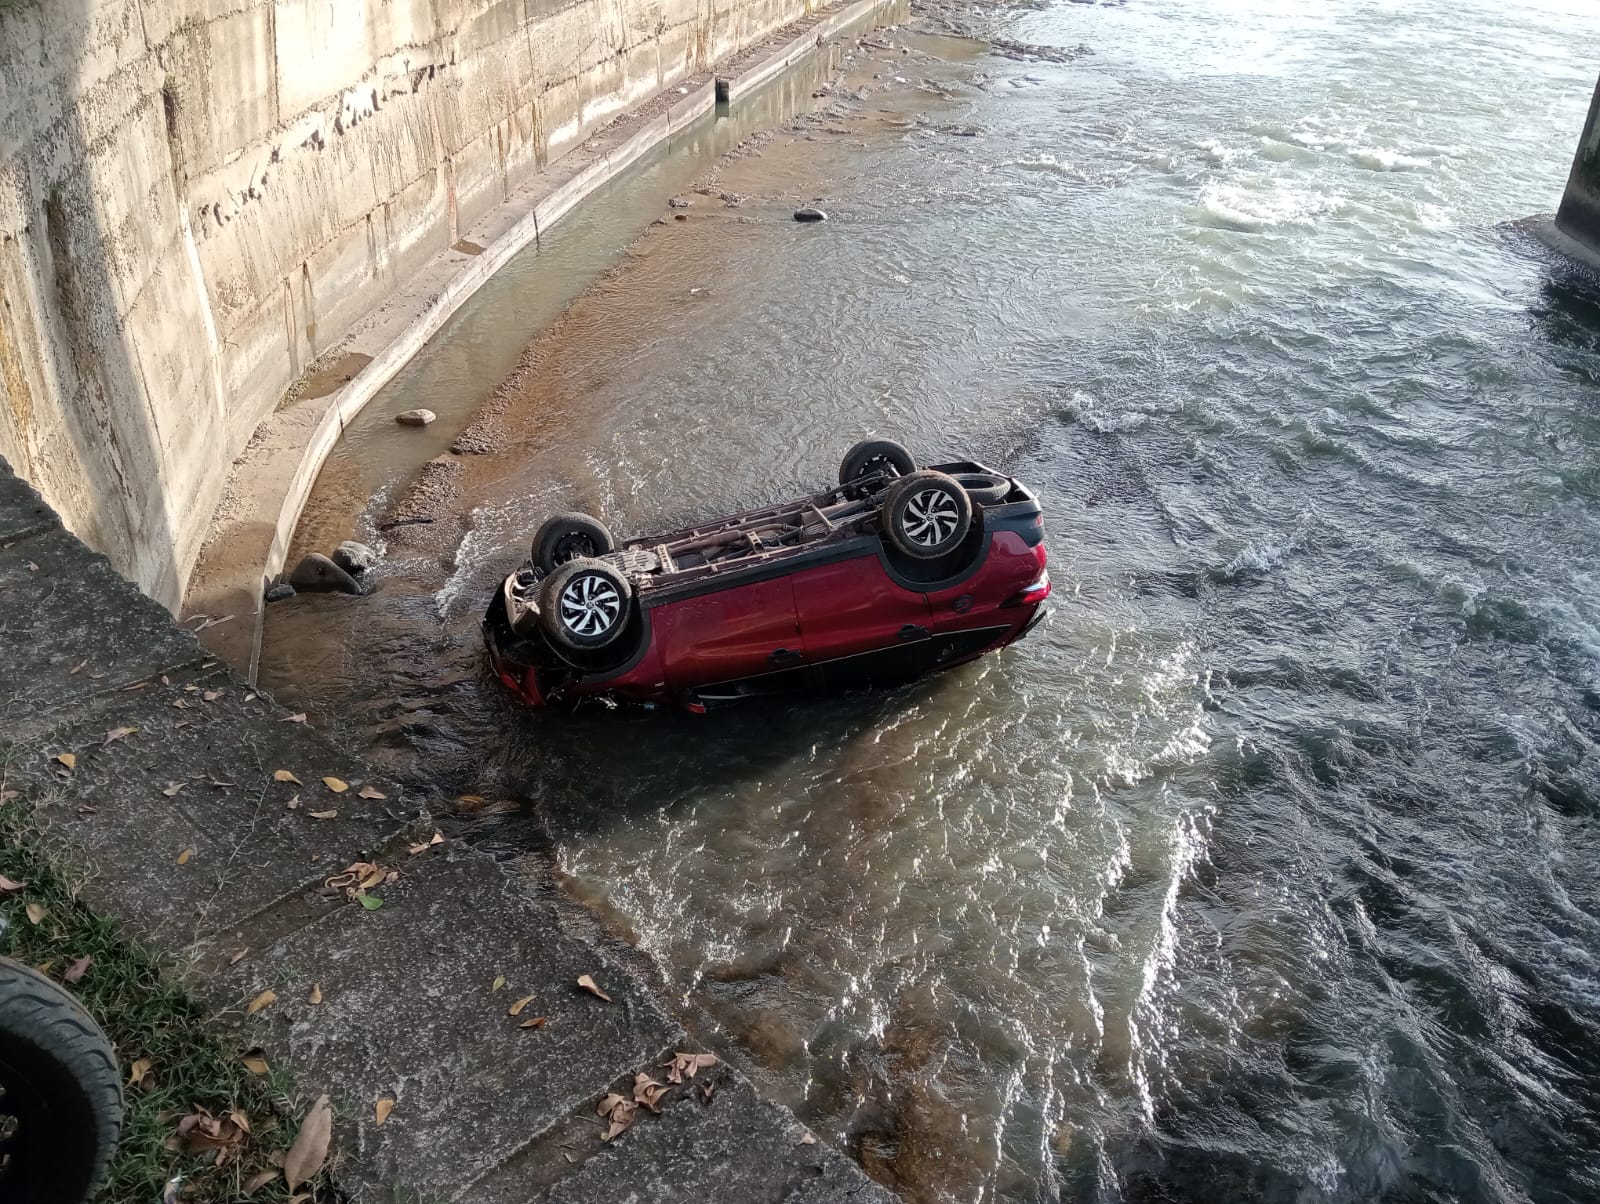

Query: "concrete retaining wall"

xmin=0 ymin=0 xmax=813 ymax=610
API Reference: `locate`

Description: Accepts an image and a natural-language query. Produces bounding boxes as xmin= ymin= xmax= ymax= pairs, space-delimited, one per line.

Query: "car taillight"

xmin=1002 ymin=569 xmax=1052 ymax=608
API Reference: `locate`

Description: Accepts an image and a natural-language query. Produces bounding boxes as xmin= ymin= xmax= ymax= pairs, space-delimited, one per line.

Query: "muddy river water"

xmin=260 ymin=1 xmax=1600 ymax=1200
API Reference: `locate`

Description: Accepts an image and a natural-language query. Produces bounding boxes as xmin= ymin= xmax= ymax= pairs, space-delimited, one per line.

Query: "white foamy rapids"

xmin=1349 ymin=147 xmax=1432 ymax=172
xmin=1061 ymin=391 xmax=1150 ymax=434
xmin=1219 ymin=530 xmax=1301 ymax=581
xmin=1193 ymin=183 xmax=1347 ymax=232
xmin=1002 ymin=153 xmax=1128 ymax=186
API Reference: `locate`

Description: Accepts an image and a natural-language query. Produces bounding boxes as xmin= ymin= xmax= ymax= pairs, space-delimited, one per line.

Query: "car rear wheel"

xmin=532 ymin=513 xmax=615 ymax=574
xmin=883 ymin=470 xmax=973 ymax=560
xmin=539 ymin=558 xmax=632 ymax=651
xmin=839 ymin=439 xmax=916 ymax=489
xmin=951 ymin=472 xmax=1009 ymax=506
xmin=0 ymin=958 xmax=123 ymax=1204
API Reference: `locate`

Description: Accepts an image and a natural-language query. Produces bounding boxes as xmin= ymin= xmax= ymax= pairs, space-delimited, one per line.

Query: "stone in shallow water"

xmin=288 ymin=553 xmax=361 ymax=595
xmin=395 ymin=408 xmax=436 ymax=426
xmin=793 ymin=206 xmax=828 ymax=222
xmin=331 ymin=540 xmax=378 ymax=575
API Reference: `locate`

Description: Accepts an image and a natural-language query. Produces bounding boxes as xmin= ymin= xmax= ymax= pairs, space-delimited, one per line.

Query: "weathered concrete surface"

xmin=1556 ymin=73 xmax=1600 ymax=252
xmin=180 ymin=0 xmax=906 ymax=678
xmin=0 ymin=454 xmax=896 ymax=1202
xmin=0 ymin=0 xmax=826 ymax=612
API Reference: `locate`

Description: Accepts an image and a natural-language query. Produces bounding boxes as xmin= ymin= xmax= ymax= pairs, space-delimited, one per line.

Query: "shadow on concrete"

xmin=0 ymin=0 xmax=183 ymax=607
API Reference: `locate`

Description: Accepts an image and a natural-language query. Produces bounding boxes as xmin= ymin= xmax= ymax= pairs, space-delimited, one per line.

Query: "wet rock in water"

xmin=264 ymin=582 xmax=296 ymax=603
xmin=331 ymin=540 xmax=378 ymax=575
xmin=288 ymin=553 xmax=362 ymax=595
xmin=793 ymin=207 xmax=828 ymax=222
xmin=396 ymin=408 xmax=436 ymax=426
xmin=673 ymin=213 xmax=689 ymax=221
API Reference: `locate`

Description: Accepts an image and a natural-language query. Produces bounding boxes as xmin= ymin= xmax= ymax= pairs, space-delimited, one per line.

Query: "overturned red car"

xmin=483 ymin=440 xmax=1050 ymax=709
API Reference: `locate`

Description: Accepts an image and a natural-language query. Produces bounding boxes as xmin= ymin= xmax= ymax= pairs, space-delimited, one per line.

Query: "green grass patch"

xmin=0 ymin=783 xmax=328 ymax=1202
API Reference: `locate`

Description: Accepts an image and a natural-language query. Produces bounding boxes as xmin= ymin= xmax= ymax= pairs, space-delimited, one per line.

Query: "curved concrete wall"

xmin=0 ymin=0 xmax=807 ymax=609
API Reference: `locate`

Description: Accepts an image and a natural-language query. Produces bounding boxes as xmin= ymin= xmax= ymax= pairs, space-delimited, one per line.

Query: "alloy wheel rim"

xmin=559 ymin=573 xmax=621 ymax=636
xmin=904 ymin=488 xmax=960 ymax=547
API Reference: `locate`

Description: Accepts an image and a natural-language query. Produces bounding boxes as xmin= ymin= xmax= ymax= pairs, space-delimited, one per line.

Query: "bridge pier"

xmin=1526 ymin=73 xmax=1600 ymax=274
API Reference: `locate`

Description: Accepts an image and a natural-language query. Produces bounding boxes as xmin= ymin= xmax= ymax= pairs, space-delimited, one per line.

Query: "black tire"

xmin=532 ymin=513 xmax=615 ymax=574
xmin=951 ymin=472 xmax=1010 ymax=506
xmin=538 ymin=558 xmax=633 ymax=651
xmin=882 ymin=470 xmax=973 ymax=560
xmin=838 ymin=439 xmax=916 ymax=488
xmin=0 ymin=958 xmax=123 ymax=1204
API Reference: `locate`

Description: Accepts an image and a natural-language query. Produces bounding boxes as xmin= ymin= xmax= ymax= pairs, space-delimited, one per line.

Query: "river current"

xmin=260 ymin=1 xmax=1600 ymax=1200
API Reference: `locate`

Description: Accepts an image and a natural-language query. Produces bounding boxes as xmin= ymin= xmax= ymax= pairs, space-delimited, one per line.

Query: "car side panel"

xmin=792 ymin=551 xmax=934 ymax=660
xmin=654 ymin=576 xmax=804 ymax=691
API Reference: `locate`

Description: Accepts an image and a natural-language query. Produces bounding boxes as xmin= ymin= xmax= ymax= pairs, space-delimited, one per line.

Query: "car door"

xmin=792 ymin=552 xmax=935 ymax=689
xmin=655 ymin=575 xmax=807 ymax=694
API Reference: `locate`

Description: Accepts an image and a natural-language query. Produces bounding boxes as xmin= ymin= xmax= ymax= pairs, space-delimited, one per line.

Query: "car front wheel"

xmin=538 ymin=558 xmax=633 ymax=651
xmin=532 ymin=512 xmax=616 ymax=574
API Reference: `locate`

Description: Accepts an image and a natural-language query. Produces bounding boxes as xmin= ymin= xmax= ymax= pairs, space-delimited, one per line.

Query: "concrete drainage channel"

xmin=184 ymin=0 xmax=910 ymax=682
xmin=1 ymin=459 xmax=901 ymax=1200
xmin=0 ymin=2 xmax=915 ymax=1199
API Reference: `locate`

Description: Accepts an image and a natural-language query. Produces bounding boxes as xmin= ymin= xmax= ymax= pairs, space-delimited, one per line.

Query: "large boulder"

xmin=288 ymin=553 xmax=362 ymax=595
xmin=331 ymin=540 xmax=378 ymax=575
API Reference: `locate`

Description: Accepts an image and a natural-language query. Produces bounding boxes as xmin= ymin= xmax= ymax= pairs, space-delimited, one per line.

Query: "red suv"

xmin=483 ymin=440 xmax=1050 ymax=709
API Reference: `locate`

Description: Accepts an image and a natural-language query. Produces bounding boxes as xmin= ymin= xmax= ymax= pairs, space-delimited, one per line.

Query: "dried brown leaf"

xmin=0 ymin=874 xmax=24 ymax=893
xmin=602 ymin=1098 xmax=638 ymax=1142
xmin=519 ymin=1016 xmax=547 ymax=1029
xmin=357 ymin=785 xmax=386 ymax=800
xmin=633 ymin=1072 xmax=670 ymax=1113
xmin=286 ymin=794 xmax=300 ymax=810
xmin=597 ymin=1092 xmax=627 ymax=1118
xmin=203 ymin=690 xmax=222 ymax=702
xmin=25 ymin=902 xmax=45 ymax=925
xmin=229 ymin=947 xmax=249 ymax=965
xmin=246 ymin=988 xmax=277 ymax=1016
xmin=284 ymin=1094 xmax=332 ymax=1191
xmin=799 ymin=1132 xmax=817 ymax=1145
xmin=128 ymin=1057 xmax=153 ymax=1087
xmin=69 ymin=659 xmax=87 ymax=674
xmin=177 ymin=848 xmax=193 ymax=865
xmin=103 ymin=726 xmax=137 ymax=745
xmin=375 ymin=1098 xmax=394 ymax=1126
xmin=321 ymin=776 xmax=348 ymax=793
xmin=244 ymin=1168 xmax=281 ymax=1195
xmin=54 ymin=752 xmax=75 ymax=771
xmin=308 ymin=810 xmax=338 ymax=820
xmin=242 ymin=1056 xmax=269 ymax=1075
xmin=162 ymin=782 xmax=184 ymax=798
xmin=358 ymin=865 xmax=386 ymax=890
xmin=63 ymin=955 xmax=92 ymax=983
xmin=274 ymin=769 xmax=302 ymax=785
xmin=308 ymin=982 xmax=323 ymax=1005
xmin=508 ymin=994 xmax=536 ymax=1017
xmin=577 ymin=974 xmax=612 ymax=1003
xmin=281 ymin=712 xmax=307 ymax=723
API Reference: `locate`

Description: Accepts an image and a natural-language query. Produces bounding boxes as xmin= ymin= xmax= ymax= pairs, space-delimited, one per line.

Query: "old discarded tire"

xmin=0 ymin=958 xmax=123 ymax=1204
xmin=952 ymin=471 xmax=1010 ymax=506
xmin=533 ymin=513 xmax=616 ymax=574
xmin=839 ymin=439 xmax=916 ymax=489
xmin=539 ymin=558 xmax=632 ymax=651
xmin=883 ymin=470 xmax=972 ymax=560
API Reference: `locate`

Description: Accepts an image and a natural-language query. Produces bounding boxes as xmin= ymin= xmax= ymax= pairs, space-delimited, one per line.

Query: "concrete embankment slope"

xmin=0 ymin=0 xmax=817 ymax=612
xmin=0 ymin=454 xmax=896 ymax=1203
